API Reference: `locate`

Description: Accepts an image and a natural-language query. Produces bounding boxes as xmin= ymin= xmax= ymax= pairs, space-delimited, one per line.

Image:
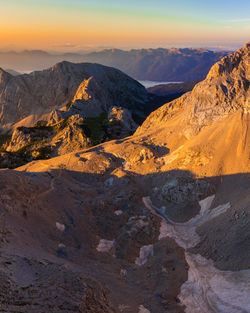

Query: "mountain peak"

xmin=0 ymin=68 xmax=12 ymax=85
xmin=137 ymin=42 xmax=250 ymax=138
xmin=207 ymin=41 xmax=249 ymax=79
xmin=0 ymin=61 xmax=147 ymax=127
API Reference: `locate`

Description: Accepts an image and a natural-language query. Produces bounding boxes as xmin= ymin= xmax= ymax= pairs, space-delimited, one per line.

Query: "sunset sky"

xmin=0 ymin=0 xmax=249 ymax=51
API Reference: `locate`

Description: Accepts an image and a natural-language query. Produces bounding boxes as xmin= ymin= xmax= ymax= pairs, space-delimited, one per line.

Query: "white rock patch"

xmin=120 ymin=269 xmax=127 ymax=278
xmin=56 ymin=222 xmax=65 ymax=232
xmin=138 ymin=305 xmax=151 ymax=313
xmin=118 ymin=304 xmax=130 ymax=312
xmin=96 ymin=239 xmax=115 ymax=252
xmin=123 ymin=160 xmax=131 ymax=171
xmin=135 ymin=244 xmax=154 ymax=266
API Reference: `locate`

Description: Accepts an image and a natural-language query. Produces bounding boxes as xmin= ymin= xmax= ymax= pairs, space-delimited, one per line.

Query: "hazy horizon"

xmin=0 ymin=0 xmax=249 ymax=53
xmin=0 ymin=44 xmax=240 ymax=54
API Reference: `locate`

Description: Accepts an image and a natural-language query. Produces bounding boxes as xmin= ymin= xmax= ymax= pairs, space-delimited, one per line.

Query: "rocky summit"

xmin=0 ymin=43 xmax=249 ymax=313
xmin=0 ymin=60 xmax=184 ymax=169
xmin=0 ymin=61 xmax=147 ymax=128
xmin=0 ymin=62 xmax=152 ymax=167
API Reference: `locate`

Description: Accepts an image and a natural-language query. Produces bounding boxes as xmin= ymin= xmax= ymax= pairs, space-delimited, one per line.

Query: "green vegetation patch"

xmin=0 ymin=130 xmax=12 ymax=151
xmin=17 ymin=124 xmax=54 ymax=135
xmin=82 ymin=112 xmax=109 ymax=146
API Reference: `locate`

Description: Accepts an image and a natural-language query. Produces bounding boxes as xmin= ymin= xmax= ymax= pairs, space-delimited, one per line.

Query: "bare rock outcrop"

xmin=3 ymin=106 xmax=137 ymax=166
xmin=107 ymin=106 xmax=138 ymax=137
xmin=0 ymin=62 xmax=148 ymax=166
xmin=0 ymin=61 xmax=147 ymax=128
xmin=137 ymin=42 xmax=250 ymax=138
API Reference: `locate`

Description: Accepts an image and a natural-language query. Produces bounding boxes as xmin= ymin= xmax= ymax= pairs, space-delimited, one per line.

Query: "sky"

xmin=0 ymin=0 xmax=249 ymax=51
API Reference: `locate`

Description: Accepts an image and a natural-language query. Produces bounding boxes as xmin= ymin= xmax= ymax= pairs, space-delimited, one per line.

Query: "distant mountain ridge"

xmin=147 ymin=81 xmax=199 ymax=97
xmin=0 ymin=48 xmax=229 ymax=81
xmin=84 ymin=48 xmax=229 ymax=81
xmin=4 ymin=69 xmax=21 ymax=76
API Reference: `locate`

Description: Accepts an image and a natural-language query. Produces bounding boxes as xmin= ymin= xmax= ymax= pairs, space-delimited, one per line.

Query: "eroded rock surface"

xmin=0 ymin=62 xmax=147 ymax=128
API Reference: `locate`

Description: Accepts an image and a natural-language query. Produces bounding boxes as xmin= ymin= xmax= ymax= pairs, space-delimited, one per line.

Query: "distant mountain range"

xmin=147 ymin=81 xmax=199 ymax=96
xmin=0 ymin=48 xmax=230 ymax=81
xmin=82 ymin=48 xmax=229 ymax=81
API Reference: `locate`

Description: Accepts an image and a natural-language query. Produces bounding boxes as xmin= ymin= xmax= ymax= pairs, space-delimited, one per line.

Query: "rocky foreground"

xmin=0 ymin=43 xmax=249 ymax=313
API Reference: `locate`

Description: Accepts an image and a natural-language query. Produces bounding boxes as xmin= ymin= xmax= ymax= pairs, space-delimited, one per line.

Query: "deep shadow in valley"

xmin=0 ymin=163 xmax=249 ymax=312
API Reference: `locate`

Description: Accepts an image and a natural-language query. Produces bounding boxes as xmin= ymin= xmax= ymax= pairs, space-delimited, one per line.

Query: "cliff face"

xmin=137 ymin=42 xmax=250 ymax=138
xmin=0 ymin=62 xmax=148 ymax=167
xmin=0 ymin=61 xmax=147 ymax=128
xmin=4 ymin=105 xmax=137 ymax=165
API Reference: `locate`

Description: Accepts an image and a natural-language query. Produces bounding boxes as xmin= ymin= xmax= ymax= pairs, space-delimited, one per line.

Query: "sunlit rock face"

xmin=3 ymin=106 xmax=138 ymax=166
xmin=0 ymin=63 xmax=146 ymax=167
xmin=137 ymin=42 xmax=250 ymax=138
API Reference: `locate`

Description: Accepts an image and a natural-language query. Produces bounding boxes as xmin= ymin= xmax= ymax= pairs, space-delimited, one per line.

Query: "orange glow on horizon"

xmin=0 ymin=1 xmax=249 ymax=51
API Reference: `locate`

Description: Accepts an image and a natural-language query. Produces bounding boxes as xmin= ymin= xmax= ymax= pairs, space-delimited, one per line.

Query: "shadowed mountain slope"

xmin=147 ymin=81 xmax=199 ymax=97
xmin=83 ymin=48 xmax=229 ymax=81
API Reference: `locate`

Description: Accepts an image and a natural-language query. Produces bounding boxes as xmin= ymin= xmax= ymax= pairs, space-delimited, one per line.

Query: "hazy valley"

xmin=0 ymin=48 xmax=229 ymax=82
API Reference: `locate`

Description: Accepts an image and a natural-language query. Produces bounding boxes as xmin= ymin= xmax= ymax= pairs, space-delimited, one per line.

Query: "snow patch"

xmin=158 ymin=195 xmax=231 ymax=249
xmin=179 ymin=253 xmax=250 ymax=313
xmin=142 ymin=195 xmax=249 ymax=313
